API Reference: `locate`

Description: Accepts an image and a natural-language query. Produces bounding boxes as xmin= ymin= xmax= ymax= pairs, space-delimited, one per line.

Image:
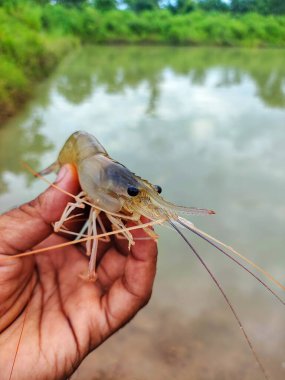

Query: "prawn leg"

xmin=115 ymin=219 xmax=158 ymax=242
xmin=85 ymin=208 xmax=94 ymax=257
xmin=79 ymin=208 xmax=100 ymax=282
xmin=87 ymin=209 xmax=99 ymax=280
xmin=107 ymin=214 xmax=135 ymax=249
xmin=97 ymin=213 xmax=111 ymax=243
xmin=136 ymin=219 xmax=159 ymax=240
xmin=53 ymin=191 xmax=86 ymax=232
xmin=75 ymin=219 xmax=89 ymax=241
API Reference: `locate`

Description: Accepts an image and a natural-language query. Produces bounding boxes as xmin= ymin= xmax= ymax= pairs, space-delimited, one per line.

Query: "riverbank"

xmin=1 ymin=3 xmax=285 ymax=122
xmin=0 ymin=5 xmax=78 ymax=123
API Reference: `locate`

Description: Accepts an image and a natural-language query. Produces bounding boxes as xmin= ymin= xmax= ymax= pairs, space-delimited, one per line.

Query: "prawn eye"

xmin=155 ymin=185 xmax=162 ymax=194
xmin=127 ymin=186 xmax=139 ymax=197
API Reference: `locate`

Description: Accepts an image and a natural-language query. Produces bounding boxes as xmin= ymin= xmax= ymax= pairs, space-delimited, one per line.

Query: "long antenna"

xmin=169 ymin=221 xmax=269 ymax=380
xmin=177 ymin=218 xmax=285 ymax=306
xmin=179 ymin=217 xmax=285 ymax=292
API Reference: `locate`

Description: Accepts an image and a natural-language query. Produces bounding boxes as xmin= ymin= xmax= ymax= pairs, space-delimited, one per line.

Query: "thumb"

xmin=0 ymin=164 xmax=80 ymax=255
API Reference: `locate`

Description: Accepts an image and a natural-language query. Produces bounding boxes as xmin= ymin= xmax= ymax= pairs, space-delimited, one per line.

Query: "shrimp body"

xmin=39 ymin=130 xmax=213 ymax=281
xmin=44 ymin=131 xmax=213 ymax=218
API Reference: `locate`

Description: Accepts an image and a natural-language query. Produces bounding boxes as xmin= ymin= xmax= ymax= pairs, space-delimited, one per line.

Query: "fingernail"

xmin=55 ymin=166 xmax=67 ymax=183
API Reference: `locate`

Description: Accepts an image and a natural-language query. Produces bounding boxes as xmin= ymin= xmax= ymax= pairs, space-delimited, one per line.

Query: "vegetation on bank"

xmin=41 ymin=7 xmax=285 ymax=46
xmin=1 ymin=0 xmax=285 ymax=121
xmin=0 ymin=4 xmax=78 ymax=121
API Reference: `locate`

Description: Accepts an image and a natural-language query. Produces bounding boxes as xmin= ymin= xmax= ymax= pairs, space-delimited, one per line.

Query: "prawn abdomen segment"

xmin=58 ymin=131 xmax=108 ymax=166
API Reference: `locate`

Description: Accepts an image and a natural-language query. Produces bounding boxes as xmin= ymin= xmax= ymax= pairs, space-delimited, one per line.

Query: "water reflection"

xmin=56 ymin=46 xmax=285 ymax=109
xmin=0 ymin=46 xmax=285 ymax=379
xmin=0 ymin=114 xmax=52 ymax=193
xmin=1 ymin=46 xmax=285 ymax=195
xmin=0 ymin=47 xmax=285 ymax=189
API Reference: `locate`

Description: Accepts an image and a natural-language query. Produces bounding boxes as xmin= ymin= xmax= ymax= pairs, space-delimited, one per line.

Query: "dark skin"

xmin=0 ymin=165 xmax=157 ymax=380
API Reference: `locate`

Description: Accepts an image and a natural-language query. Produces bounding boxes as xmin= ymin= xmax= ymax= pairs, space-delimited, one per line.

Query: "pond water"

xmin=1 ymin=46 xmax=285 ymax=379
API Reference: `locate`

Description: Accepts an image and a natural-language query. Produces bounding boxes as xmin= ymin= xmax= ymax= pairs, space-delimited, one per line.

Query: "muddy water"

xmin=0 ymin=46 xmax=285 ymax=379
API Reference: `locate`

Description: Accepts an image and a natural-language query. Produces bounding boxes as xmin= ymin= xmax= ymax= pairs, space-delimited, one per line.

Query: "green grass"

xmin=0 ymin=4 xmax=78 ymax=122
xmin=1 ymin=2 xmax=285 ymax=121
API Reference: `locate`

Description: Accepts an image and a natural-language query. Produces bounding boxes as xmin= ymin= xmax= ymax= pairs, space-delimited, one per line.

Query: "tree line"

xmin=22 ymin=0 xmax=284 ymax=15
xmin=1 ymin=0 xmax=285 ymax=122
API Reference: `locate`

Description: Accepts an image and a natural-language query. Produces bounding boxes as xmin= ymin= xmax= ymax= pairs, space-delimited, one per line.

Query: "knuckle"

xmin=138 ymin=292 xmax=152 ymax=310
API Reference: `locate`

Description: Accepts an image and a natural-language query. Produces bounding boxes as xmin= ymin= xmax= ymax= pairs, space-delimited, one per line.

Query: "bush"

xmin=0 ymin=57 xmax=27 ymax=118
xmin=0 ymin=4 xmax=78 ymax=121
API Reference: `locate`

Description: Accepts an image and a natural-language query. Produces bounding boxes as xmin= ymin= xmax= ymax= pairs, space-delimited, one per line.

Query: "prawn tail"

xmin=37 ymin=162 xmax=59 ymax=176
xmin=169 ymin=220 xmax=270 ymax=380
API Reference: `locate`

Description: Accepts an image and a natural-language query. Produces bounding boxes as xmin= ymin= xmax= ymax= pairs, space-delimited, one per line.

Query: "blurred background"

xmin=0 ymin=1 xmax=285 ymax=379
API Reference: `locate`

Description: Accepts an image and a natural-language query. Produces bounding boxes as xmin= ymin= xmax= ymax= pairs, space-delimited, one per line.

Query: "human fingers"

xmin=0 ymin=164 xmax=80 ymax=256
xmin=95 ymin=223 xmax=158 ymax=337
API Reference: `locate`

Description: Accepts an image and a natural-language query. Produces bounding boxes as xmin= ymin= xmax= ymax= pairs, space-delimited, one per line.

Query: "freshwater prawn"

xmin=38 ymin=131 xmax=216 ymax=281
xmin=2 ymin=130 xmax=285 ymax=380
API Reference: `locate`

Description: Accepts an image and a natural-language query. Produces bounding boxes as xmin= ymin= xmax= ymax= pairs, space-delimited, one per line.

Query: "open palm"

xmin=0 ymin=165 xmax=157 ymax=380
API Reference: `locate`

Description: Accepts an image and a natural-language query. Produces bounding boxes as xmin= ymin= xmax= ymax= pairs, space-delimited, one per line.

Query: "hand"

xmin=0 ymin=165 xmax=157 ymax=380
